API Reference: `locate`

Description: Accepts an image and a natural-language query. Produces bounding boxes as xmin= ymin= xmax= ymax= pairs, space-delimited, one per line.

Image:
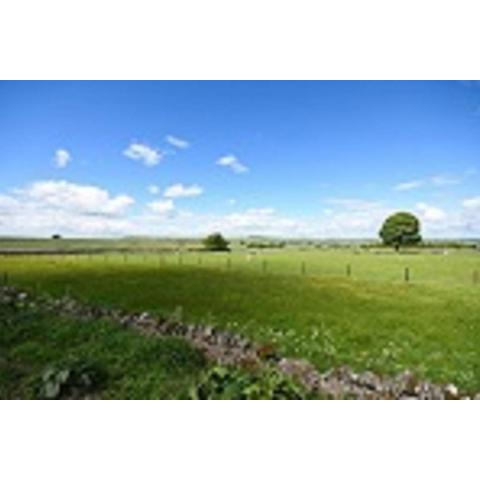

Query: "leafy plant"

xmin=36 ymin=359 xmax=106 ymax=399
xmin=190 ymin=365 xmax=307 ymax=400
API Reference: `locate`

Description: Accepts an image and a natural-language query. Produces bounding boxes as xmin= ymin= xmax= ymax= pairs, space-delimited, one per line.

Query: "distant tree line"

xmin=244 ymin=240 xmax=286 ymax=249
xmin=199 ymin=215 xmax=478 ymax=255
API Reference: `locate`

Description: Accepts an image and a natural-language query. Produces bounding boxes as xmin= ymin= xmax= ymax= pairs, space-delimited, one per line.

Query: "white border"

xmin=1 ymin=401 xmax=478 ymax=479
xmin=1 ymin=1 xmax=479 ymax=477
xmin=1 ymin=0 xmax=479 ymax=79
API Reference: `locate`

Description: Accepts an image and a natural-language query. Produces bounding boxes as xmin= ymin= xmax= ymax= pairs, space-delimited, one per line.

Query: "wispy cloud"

xmin=325 ymin=198 xmax=383 ymax=211
xmin=394 ymin=173 xmax=462 ymax=192
xmin=462 ymin=196 xmax=480 ymax=210
xmin=416 ymin=202 xmax=446 ymax=222
xmin=430 ymin=175 xmax=459 ymax=187
xmin=147 ymin=199 xmax=175 ymax=214
xmin=148 ymin=185 xmax=160 ymax=195
xmin=163 ymin=183 xmax=203 ymax=198
xmin=394 ymin=180 xmax=423 ymax=191
xmin=217 ymin=155 xmax=248 ymax=174
xmin=123 ymin=142 xmax=162 ymax=167
xmin=53 ymin=149 xmax=71 ymax=168
xmin=220 ymin=208 xmax=302 ymax=233
xmin=165 ymin=135 xmax=190 ymax=150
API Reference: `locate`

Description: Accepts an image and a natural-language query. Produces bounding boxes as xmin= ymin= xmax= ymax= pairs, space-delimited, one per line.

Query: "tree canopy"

xmin=202 ymin=232 xmax=230 ymax=251
xmin=379 ymin=212 xmax=422 ymax=251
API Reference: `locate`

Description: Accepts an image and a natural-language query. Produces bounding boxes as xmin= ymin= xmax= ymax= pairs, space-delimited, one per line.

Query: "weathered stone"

xmin=0 ymin=285 xmax=474 ymax=401
xmin=444 ymin=384 xmax=459 ymax=400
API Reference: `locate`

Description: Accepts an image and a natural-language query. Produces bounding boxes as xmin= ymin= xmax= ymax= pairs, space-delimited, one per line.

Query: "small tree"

xmin=203 ymin=232 xmax=230 ymax=251
xmin=379 ymin=212 xmax=421 ymax=251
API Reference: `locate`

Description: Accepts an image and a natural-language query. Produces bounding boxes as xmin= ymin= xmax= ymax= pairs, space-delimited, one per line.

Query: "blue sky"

xmin=0 ymin=80 xmax=479 ymax=238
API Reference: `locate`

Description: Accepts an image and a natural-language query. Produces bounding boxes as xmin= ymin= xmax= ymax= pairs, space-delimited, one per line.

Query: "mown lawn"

xmin=1 ymin=250 xmax=480 ymax=393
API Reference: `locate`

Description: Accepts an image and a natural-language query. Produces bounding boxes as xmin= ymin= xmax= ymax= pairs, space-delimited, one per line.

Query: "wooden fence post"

xmin=404 ymin=267 xmax=410 ymax=283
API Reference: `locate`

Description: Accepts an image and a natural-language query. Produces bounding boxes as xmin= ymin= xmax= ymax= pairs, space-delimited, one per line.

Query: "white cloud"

xmin=325 ymin=198 xmax=383 ymax=211
xmin=462 ymin=196 xmax=480 ymax=210
xmin=53 ymin=149 xmax=71 ymax=168
xmin=430 ymin=175 xmax=459 ymax=187
xmin=214 ymin=208 xmax=304 ymax=236
xmin=217 ymin=155 xmax=248 ymax=174
xmin=2 ymin=179 xmax=480 ymax=239
xmin=320 ymin=205 xmax=392 ymax=238
xmin=459 ymin=196 xmax=480 ymax=234
xmin=165 ymin=135 xmax=190 ymax=149
xmin=394 ymin=180 xmax=423 ymax=191
xmin=163 ymin=183 xmax=203 ymax=198
xmin=416 ymin=202 xmax=447 ymax=222
xmin=0 ymin=194 xmax=20 ymax=212
xmin=394 ymin=174 xmax=462 ymax=192
xmin=123 ymin=143 xmax=162 ymax=167
xmin=0 ymin=180 xmax=135 ymax=236
xmin=148 ymin=199 xmax=175 ymax=214
xmin=23 ymin=180 xmax=134 ymax=216
xmin=148 ymin=185 xmax=160 ymax=195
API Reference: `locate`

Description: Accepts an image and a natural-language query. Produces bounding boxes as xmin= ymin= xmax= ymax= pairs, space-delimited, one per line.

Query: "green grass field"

xmin=0 ymin=305 xmax=208 ymax=399
xmin=2 ymin=246 xmax=480 ymax=394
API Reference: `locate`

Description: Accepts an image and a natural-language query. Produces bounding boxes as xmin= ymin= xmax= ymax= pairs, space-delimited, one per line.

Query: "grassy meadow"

xmin=2 ymin=242 xmax=480 ymax=394
xmin=0 ymin=305 xmax=208 ymax=399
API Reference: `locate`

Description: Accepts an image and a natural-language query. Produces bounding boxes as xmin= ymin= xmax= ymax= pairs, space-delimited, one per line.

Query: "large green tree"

xmin=379 ymin=212 xmax=422 ymax=251
xmin=202 ymin=232 xmax=230 ymax=251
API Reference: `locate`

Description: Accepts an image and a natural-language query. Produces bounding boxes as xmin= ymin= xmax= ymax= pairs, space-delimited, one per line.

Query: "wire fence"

xmin=1 ymin=250 xmax=480 ymax=288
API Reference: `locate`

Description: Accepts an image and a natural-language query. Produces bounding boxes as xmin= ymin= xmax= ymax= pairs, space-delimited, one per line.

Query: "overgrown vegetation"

xmin=190 ymin=365 xmax=311 ymax=399
xmin=0 ymin=303 xmax=208 ymax=399
xmin=36 ymin=359 xmax=106 ymax=399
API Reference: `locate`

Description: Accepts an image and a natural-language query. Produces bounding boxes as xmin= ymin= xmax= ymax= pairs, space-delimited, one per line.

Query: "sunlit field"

xmin=2 ymin=244 xmax=480 ymax=392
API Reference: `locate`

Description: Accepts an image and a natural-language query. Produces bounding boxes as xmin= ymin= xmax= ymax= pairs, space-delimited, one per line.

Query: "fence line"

xmin=2 ymin=251 xmax=480 ymax=286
